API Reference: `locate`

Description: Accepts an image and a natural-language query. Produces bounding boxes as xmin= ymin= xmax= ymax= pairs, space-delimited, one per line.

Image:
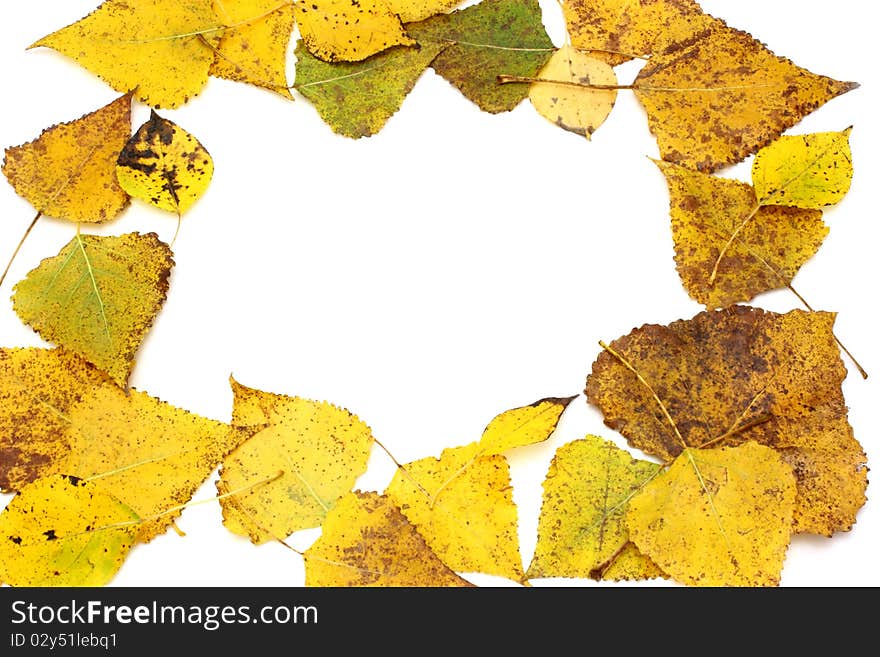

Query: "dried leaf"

xmin=627 ymin=442 xmax=797 ymax=587
xmin=116 ymin=112 xmax=214 ymax=215
xmin=634 ymin=25 xmax=858 ymax=172
xmin=528 ymin=46 xmax=617 ymax=139
xmin=752 ymin=128 xmax=854 ymax=209
xmin=30 ymin=0 xmax=222 ymax=109
xmin=294 ymin=41 xmax=447 ymax=138
xmin=304 ymin=491 xmax=473 ymax=587
xmin=63 ymin=386 xmax=250 ymax=542
xmin=218 ymin=377 xmax=374 ymax=544
xmin=527 ymin=435 xmax=665 ymax=581
xmin=586 ymin=306 xmax=868 ymax=536
xmin=0 ymin=474 xmax=138 ymax=586
xmin=0 ymin=347 xmax=113 ymax=492
xmin=478 ymin=395 xmax=575 ymax=455
xmin=562 ymin=0 xmax=720 ymax=65
xmin=387 ymin=0 xmax=465 ymax=23
xmin=11 ymin=232 xmax=174 ymax=387
xmin=210 ymin=0 xmax=296 ymax=98
xmin=407 ymin=0 xmax=555 ymax=113
xmin=2 ymin=93 xmax=132 ymax=223
xmin=656 ymin=159 xmax=828 ymax=308
xmin=294 ymin=0 xmax=415 ymax=63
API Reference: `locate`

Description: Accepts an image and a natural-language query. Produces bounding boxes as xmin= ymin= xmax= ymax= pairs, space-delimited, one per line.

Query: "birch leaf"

xmin=30 ymin=0 xmax=222 ymax=108
xmin=2 ymin=93 xmax=132 ymax=223
xmin=11 ymin=232 xmax=174 ymax=387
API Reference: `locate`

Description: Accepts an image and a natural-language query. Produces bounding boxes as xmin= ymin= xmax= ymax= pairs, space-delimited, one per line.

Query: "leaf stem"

xmin=373 ymin=437 xmax=433 ymax=500
xmin=0 ymin=211 xmax=41 ymax=289
xmin=497 ymin=74 xmax=634 ymax=90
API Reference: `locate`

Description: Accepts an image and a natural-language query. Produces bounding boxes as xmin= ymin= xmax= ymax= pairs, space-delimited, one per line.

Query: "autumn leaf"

xmin=562 ymin=0 xmax=720 ymax=65
xmin=585 ymin=306 xmax=868 ymax=536
xmin=209 ymin=0 xmax=296 ymax=98
xmin=0 ymin=347 xmax=113 ymax=493
xmin=477 ymin=395 xmax=576 ymax=455
xmin=2 ymin=92 xmax=132 ymax=224
xmin=627 ymin=442 xmax=797 ymax=587
xmin=116 ymin=112 xmax=214 ymax=217
xmin=30 ymin=0 xmax=223 ymax=109
xmin=294 ymin=41 xmax=447 ymax=138
xmin=527 ymin=436 xmax=666 ymax=581
xmin=387 ymin=0 xmax=465 ymax=23
xmin=633 ymin=25 xmax=857 ymax=172
xmin=62 ymin=386 xmax=250 ymax=542
xmin=217 ymin=377 xmax=374 ymax=544
xmin=752 ymin=128 xmax=854 ymax=210
xmin=527 ymin=45 xmax=617 ymax=139
xmin=11 ymin=232 xmax=174 ymax=387
xmin=0 ymin=474 xmax=139 ymax=586
xmin=294 ymin=0 xmax=415 ymax=63
xmin=407 ymin=0 xmax=555 ymax=113
xmin=656 ymin=159 xmax=828 ymax=308
xmin=304 ymin=491 xmax=473 ymax=586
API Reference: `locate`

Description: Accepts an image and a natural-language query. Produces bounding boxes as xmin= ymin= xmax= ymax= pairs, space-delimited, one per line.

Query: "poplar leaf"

xmin=528 ymin=45 xmax=617 ymax=139
xmin=217 ymin=377 xmax=375 ymax=544
xmin=294 ymin=0 xmax=415 ymax=63
xmin=478 ymin=395 xmax=576 ymax=455
xmin=527 ymin=436 xmax=666 ymax=581
xmin=11 ymin=232 xmax=174 ymax=387
xmin=0 ymin=474 xmax=139 ymax=587
xmin=210 ymin=0 xmax=296 ymax=98
xmin=294 ymin=41 xmax=447 ymax=138
xmin=627 ymin=443 xmax=797 ymax=587
xmin=0 ymin=348 xmax=113 ymax=492
xmin=752 ymin=128 xmax=854 ymax=209
xmin=407 ymin=0 xmax=555 ymax=113
xmin=656 ymin=159 xmax=828 ymax=308
xmin=30 ymin=0 xmax=222 ymax=109
xmin=387 ymin=0 xmax=465 ymax=23
xmin=585 ymin=306 xmax=868 ymax=536
xmin=116 ymin=112 xmax=214 ymax=216
xmin=2 ymin=93 xmax=132 ymax=223
xmin=304 ymin=491 xmax=474 ymax=587
xmin=634 ymin=25 xmax=858 ymax=172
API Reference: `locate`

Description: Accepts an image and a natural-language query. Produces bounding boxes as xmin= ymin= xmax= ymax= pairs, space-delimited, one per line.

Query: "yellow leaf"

xmin=31 ymin=0 xmax=222 ymax=109
xmin=2 ymin=93 xmax=132 ymax=223
xmin=116 ymin=112 xmax=214 ymax=216
xmin=562 ymin=0 xmax=720 ymax=65
xmin=598 ymin=542 xmax=666 ymax=582
xmin=11 ymin=232 xmax=174 ymax=387
xmin=218 ymin=377 xmax=374 ymax=544
xmin=386 ymin=443 xmax=524 ymax=582
xmin=527 ymin=436 xmax=665 ymax=581
xmin=294 ymin=0 xmax=415 ymax=63
xmin=752 ymin=128 xmax=854 ymax=209
xmin=586 ymin=306 xmax=868 ymax=536
xmin=63 ymin=386 xmax=250 ymax=543
xmin=304 ymin=491 xmax=473 ymax=586
xmin=656 ymin=159 xmax=828 ymax=308
xmin=0 ymin=474 xmax=139 ymax=586
xmin=386 ymin=0 xmax=464 ymax=23
xmin=0 ymin=347 xmax=114 ymax=493
xmin=478 ymin=395 xmax=575 ymax=455
xmin=627 ymin=442 xmax=797 ymax=587
xmin=634 ymin=25 xmax=858 ymax=172
xmin=210 ymin=0 xmax=296 ymax=98
xmin=528 ymin=45 xmax=617 ymax=139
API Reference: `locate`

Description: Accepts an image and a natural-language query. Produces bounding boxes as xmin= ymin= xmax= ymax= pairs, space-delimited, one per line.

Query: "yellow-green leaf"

xmin=12 ymin=232 xmax=174 ymax=387
xmin=2 ymin=93 xmax=132 ymax=223
xmin=478 ymin=395 xmax=575 ymax=455
xmin=30 ymin=0 xmax=222 ymax=109
xmin=294 ymin=0 xmax=415 ymax=63
xmin=627 ymin=442 xmax=797 ymax=587
xmin=752 ymin=128 xmax=854 ymax=209
xmin=527 ymin=436 xmax=664 ymax=581
xmin=0 ymin=474 xmax=139 ymax=586
xmin=0 ymin=347 xmax=114 ymax=493
xmin=116 ymin=112 xmax=214 ymax=215
xmin=304 ymin=491 xmax=473 ymax=587
xmin=528 ymin=45 xmax=617 ymax=139
xmin=217 ymin=377 xmax=375 ymax=544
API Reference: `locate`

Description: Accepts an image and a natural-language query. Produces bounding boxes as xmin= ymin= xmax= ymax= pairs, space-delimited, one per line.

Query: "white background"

xmin=0 ymin=1 xmax=876 ymax=587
